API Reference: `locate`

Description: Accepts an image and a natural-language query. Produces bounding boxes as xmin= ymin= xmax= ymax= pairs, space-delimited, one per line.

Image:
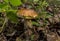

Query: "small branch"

xmin=0 ymin=17 xmax=7 ymax=33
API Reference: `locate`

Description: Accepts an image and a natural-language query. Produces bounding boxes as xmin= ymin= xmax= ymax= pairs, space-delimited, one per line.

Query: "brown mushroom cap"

xmin=17 ymin=8 xmax=38 ymax=19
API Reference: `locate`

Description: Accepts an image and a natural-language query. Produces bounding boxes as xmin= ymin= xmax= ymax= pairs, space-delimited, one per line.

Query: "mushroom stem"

xmin=24 ymin=19 xmax=32 ymax=29
xmin=24 ymin=19 xmax=32 ymax=40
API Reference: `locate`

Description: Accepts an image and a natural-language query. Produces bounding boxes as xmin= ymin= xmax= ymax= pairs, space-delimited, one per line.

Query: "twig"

xmin=0 ymin=17 xmax=7 ymax=33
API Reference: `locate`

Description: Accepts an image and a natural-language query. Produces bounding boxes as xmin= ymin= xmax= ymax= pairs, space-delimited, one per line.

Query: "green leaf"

xmin=0 ymin=3 xmax=8 ymax=12
xmin=0 ymin=3 xmax=7 ymax=8
xmin=9 ymin=0 xmax=22 ymax=6
xmin=32 ymin=21 xmax=40 ymax=26
xmin=45 ymin=13 xmax=52 ymax=18
xmin=6 ymin=11 xmax=18 ymax=23
xmin=4 ymin=0 xmax=9 ymax=3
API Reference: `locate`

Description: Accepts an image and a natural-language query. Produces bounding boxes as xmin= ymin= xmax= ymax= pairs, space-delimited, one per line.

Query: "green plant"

xmin=0 ymin=0 xmax=22 ymax=22
xmin=0 ymin=0 xmax=22 ymax=33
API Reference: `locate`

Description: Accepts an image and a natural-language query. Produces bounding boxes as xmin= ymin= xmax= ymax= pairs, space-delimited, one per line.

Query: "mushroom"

xmin=17 ymin=8 xmax=38 ymax=28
